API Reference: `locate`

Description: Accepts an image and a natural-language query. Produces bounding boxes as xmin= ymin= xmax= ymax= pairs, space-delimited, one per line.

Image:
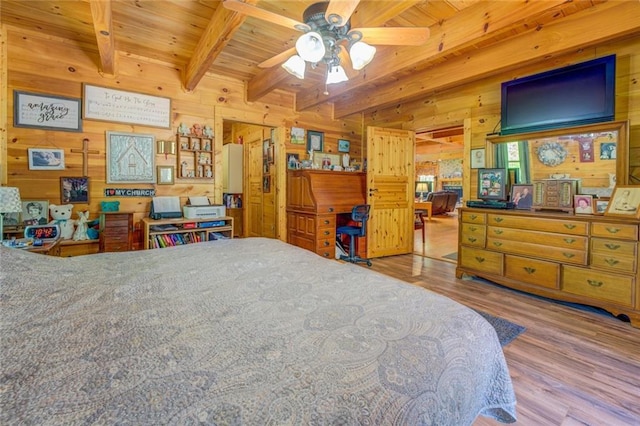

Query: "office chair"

xmin=336 ymin=204 xmax=372 ymax=267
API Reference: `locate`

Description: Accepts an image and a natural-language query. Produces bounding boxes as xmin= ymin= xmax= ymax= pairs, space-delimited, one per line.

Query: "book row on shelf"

xmin=150 ymin=231 xmax=230 ymax=249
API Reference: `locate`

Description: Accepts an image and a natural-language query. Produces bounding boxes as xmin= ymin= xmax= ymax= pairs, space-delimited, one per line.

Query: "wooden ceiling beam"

xmin=334 ymin=1 xmax=640 ymax=117
xmin=183 ymin=1 xmax=257 ymax=92
xmin=245 ymin=0 xmax=422 ymax=103
xmin=296 ymin=0 xmax=568 ymax=113
xmin=89 ymin=0 xmax=116 ymax=77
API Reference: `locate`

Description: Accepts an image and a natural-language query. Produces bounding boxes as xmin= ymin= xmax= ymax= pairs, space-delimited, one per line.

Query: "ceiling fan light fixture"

xmin=295 ymin=31 xmax=326 ymax=63
xmin=326 ymin=65 xmax=349 ymax=84
xmin=282 ymin=55 xmax=306 ymax=79
xmin=349 ymin=41 xmax=376 ymax=70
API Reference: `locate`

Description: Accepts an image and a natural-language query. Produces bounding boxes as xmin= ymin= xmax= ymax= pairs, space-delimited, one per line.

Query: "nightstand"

xmin=99 ymin=212 xmax=133 ymax=252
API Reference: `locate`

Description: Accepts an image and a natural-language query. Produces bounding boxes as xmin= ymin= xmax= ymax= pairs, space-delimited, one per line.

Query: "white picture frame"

xmin=106 ymin=131 xmax=156 ymax=183
xmin=28 ymin=148 xmax=66 ymax=170
xmin=471 ymin=148 xmax=486 ymax=169
xmin=14 ymin=91 xmax=82 ymax=132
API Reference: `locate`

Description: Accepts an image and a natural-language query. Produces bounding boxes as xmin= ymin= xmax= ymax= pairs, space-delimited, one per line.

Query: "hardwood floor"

xmin=370 ymin=214 xmax=640 ymax=425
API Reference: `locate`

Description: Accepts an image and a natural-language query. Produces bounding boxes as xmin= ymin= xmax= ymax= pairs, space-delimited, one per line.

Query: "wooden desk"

xmin=2 ymin=238 xmax=60 ymax=255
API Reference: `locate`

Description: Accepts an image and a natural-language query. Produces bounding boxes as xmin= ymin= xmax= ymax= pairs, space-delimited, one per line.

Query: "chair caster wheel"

xmin=366 ymin=260 xmax=372 ymax=267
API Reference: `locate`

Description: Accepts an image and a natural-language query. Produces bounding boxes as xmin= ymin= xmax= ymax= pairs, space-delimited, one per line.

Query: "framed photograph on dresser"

xmin=605 ymin=186 xmax=640 ymax=218
xmin=478 ymin=168 xmax=507 ymax=201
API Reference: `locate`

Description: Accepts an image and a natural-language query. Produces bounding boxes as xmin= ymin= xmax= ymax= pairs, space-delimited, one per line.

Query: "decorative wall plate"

xmin=537 ymin=142 xmax=568 ymax=167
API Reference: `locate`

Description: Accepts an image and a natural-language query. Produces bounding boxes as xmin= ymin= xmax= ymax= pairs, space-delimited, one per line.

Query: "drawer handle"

xmin=467 ymin=237 xmax=477 ymax=243
xmin=523 ymin=267 xmax=536 ymax=274
xmin=474 ymin=256 xmax=485 ymax=263
xmin=323 ymin=241 xmax=330 ymax=246
xmin=324 ymin=230 xmax=330 ymax=236
xmin=564 ymin=224 xmax=576 ymax=230
xmin=469 ymin=226 xmax=477 ymax=232
xmin=328 ymin=207 xmax=334 ymax=212
xmin=323 ymin=252 xmax=330 ymax=257
xmin=605 ymin=227 xmax=620 ymax=234
xmin=470 ymin=214 xmax=478 ymax=220
xmin=587 ymin=279 xmax=604 ymax=287
xmin=605 ymin=243 xmax=620 ymax=250
xmin=493 ymin=229 xmax=503 ymax=235
xmin=492 ymin=241 xmax=502 ymax=247
xmin=564 ymin=238 xmax=575 ymax=244
xmin=324 ymin=220 xmax=330 ymax=225
xmin=562 ymin=253 xmax=575 ymax=259
xmin=493 ymin=217 xmax=504 ymax=223
xmin=604 ymin=258 xmax=620 ymax=266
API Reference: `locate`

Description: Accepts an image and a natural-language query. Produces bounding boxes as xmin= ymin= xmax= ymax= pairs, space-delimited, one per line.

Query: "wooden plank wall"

xmin=2 ymin=25 xmax=362 ymax=245
xmin=364 ymin=37 xmax=640 ymax=198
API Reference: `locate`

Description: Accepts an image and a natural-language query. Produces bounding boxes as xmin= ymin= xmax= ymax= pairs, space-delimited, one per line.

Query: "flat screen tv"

xmin=500 ymin=55 xmax=615 ymax=135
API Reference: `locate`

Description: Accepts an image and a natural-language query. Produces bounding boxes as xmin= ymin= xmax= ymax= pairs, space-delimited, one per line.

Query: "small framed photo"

xmin=61 ymin=177 xmax=89 ymax=204
xmin=478 ymin=168 xmax=507 ymax=201
xmin=470 ymin=148 xmax=486 ymax=169
xmin=22 ymin=200 xmax=49 ymax=226
xmin=511 ymin=184 xmax=533 ymax=209
xmin=157 ymin=166 xmax=175 ymax=185
xmin=605 ymin=186 xmax=640 ymax=218
xmin=287 ymin=153 xmax=300 ymax=169
xmin=1 ymin=212 xmax=20 ymax=228
xmin=338 ymin=139 xmax=350 ymax=153
xmin=574 ymin=194 xmax=594 ymax=215
xmin=307 ymin=130 xmax=324 ymax=152
xmin=28 ymin=148 xmax=65 ymax=170
xmin=594 ymin=198 xmax=609 ymax=215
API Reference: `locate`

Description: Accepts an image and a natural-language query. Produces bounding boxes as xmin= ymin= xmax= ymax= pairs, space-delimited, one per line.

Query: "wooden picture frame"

xmin=573 ymin=194 xmax=594 ymax=215
xmin=60 ymin=177 xmax=90 ymax=204
xmin=470 ymin=148 xmax=486 ymax=169
xmin=290 ymin=127 xmax=305 ymax=145
xmin=21 ymin=200 xmax=49 ymax=226
xmin=604 ymin=186 xmax=640 ymax=218
xmin=263 ymin=175 xmax=271 ymax=193
xmin=510 ymin=184 xmax=533 ymax=210
xmin=106 ymin=131 xmax=156 ymax=183
xmin=338 ymin=139 xmax=350 ymax=153
xmin=83 ymin=84 xmax=171 ymax=129
xmin=478 ymin=168 xmax=507 ymax=201
xmin=28 ymin=148 xmax=65 ymax=170
xmin=157 ymin=166 xmax=175 ymax=185
xmin=14 ymin=91 xmax=82 ymax=132
xmin=307 ymin=130 xmax=324 ymax=152
xmin=594 ymin=198 xmax=609 ymax=215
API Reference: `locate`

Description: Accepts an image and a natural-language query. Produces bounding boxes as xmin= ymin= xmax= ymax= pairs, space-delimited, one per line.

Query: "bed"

xmin=0 ymin=237 xmax=516 ymax=424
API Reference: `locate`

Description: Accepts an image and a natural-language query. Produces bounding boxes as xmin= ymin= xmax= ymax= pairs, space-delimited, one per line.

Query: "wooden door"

xmin=366 ymin=126 xmax=415 ymax=258
xmin=246 ymin=135 xmax=263 ymax=237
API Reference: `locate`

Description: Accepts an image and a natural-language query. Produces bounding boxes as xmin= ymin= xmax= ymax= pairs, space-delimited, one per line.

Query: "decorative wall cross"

xmin=71 ymin=138 xmax=100 ymax=177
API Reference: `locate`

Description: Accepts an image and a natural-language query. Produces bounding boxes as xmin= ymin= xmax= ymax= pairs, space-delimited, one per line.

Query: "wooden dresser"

xmin=287 ymin=170 xmax=366 ymax=259
xmin=99 ymin=212 xmax=133 ymax=252
xmin=457 ymin=207 xmax=640 ymax=327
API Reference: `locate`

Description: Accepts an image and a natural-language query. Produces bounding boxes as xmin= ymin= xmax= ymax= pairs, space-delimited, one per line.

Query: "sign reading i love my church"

xmin=104 ymin=188 xmax=156 ymax=197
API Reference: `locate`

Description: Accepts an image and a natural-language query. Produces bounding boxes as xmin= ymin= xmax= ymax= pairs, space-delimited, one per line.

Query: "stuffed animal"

xmin=49 ymin=204 xmax=76 ymax=240
xmin=72 ymin=210 xmax=90 ymax=241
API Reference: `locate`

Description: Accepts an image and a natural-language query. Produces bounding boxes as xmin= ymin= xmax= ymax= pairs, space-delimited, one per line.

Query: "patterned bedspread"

xmin=0 ymin=237 xmax=516 ymax=424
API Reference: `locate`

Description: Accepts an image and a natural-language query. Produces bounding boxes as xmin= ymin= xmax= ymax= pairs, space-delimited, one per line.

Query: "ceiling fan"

xmin=223 ymin=0 xmax=430 ymax=85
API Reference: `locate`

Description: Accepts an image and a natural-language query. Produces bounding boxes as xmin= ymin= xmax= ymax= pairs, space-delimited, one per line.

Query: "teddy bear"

xmin=49 ymin=204 xmax=76 ymax=240
xmin=72 ymin=210 xmax=90 ymax=241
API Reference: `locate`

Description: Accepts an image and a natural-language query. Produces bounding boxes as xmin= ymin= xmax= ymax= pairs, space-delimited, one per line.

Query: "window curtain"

xmin=494 ymin=142 xmax=531 ymax=183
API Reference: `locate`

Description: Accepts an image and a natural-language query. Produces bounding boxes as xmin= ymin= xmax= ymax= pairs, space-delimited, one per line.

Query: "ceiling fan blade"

xmin=223 ymin=0 xmax=309 ymax=31
xmin=325 ymin=0 xmax=360 ymax=26
xmin=259 ymin=47 xmax=297 ymax=69
xmin=354 ymin=27 xmax=430 ymax=45
xmin=337 ymin=48 xmax=359 ymax=79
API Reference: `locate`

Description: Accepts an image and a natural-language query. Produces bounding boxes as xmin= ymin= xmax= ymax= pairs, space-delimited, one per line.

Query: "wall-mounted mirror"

xmin=486 ymin=120 xmax=628 ymax=198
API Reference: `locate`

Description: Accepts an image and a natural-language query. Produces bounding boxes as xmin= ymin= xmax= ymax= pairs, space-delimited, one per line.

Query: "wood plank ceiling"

xmin=2 ymin=1 xmax=639 ymax=120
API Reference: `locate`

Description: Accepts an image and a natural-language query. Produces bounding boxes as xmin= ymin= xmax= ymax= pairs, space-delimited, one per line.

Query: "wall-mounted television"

xmin=500 ymin=55 xmax=616 ymax=136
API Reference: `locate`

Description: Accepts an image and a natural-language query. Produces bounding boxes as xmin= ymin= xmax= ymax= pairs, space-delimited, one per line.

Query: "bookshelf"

xmin=142 ymin=216 xmax=234 ymax=250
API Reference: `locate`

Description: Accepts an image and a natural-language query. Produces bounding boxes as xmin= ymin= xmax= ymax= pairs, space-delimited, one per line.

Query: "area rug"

xmin=442 ymin=252 xmax=458 ymax=261
xmin=474 ymin=309 xmax=526 ymax=346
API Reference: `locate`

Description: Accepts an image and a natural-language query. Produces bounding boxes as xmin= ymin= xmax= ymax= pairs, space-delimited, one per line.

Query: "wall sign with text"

xmin=14 ymin=91 xmax=82 ymax=132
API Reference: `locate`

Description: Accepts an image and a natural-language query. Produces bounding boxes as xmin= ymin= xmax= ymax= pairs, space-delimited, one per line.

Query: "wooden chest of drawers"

xmin=99 ymin=212 xmax=133 ymax=252
xmin=457 ymin=208 xmax=640 ymax=328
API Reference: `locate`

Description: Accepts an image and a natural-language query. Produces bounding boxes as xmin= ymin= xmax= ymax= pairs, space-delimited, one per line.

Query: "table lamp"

xmin=415 ymin=182 xmax=430 ymax=201
xmin=0 ymin=187 xmax=22 ymax=242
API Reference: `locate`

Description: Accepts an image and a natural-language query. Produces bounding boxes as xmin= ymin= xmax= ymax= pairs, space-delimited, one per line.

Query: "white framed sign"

xmin=14 ymin=91 xmax=82 ymax=132
xmin=83 ymin=84 xmax=171 ymax=128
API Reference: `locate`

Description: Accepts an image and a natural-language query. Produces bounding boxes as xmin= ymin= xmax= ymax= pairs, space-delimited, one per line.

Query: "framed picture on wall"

xmin=307 ymin=130 xmax=324 ymax=152
xmin=291 ymin=127 xmax=305 ymax=145
xmin=338 ymin=139 xmax=350 ymax=153
xmin=60 ymin=177 xmax=89 ymax=204
xmin=470 ymin=148 xmax=486 ymax=169
xmin=106 ymin=131 xmax=156 ymax=183
xmin=14 ymin=91 xmax=82 ymax=132
xmin=28 ymin=148 xmax=65 ymax=170
xmin=157 ymin=166 xmax=175 ymax=185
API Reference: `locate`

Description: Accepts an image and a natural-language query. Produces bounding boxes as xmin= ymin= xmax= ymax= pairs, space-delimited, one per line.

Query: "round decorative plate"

xmin=536 ymin=142 xmax=567 ymax=167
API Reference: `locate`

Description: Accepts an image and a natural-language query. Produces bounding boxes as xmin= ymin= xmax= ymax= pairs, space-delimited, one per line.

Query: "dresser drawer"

xmin=562 ymin=266 xmax=634 ymax=307
xmin=591 ymin=222 xmax=638 ymax=240
xmin=104 ymin=217 xmax=131 ymax=228
xmin=487 ymin=214 xmax=588 ymax=235
xmin=488 ymin=227 xmax=588 ymax=250
xmin=461 ymin=211 xmax=486 ymax=224
xmin=592 ymin=238 xmax=636 ymax=257
xmin=459 ymin=246 xmax=503 ymax=275
xmin=460 ymin=223 xmax=486 ymax=247
xmin=487 ymin=238 xmax=587 ymax=265
xmin=505 ymin=255 xmax=559 ymax=289
xmin=590 ymin=238 xmax=636 ymax=273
